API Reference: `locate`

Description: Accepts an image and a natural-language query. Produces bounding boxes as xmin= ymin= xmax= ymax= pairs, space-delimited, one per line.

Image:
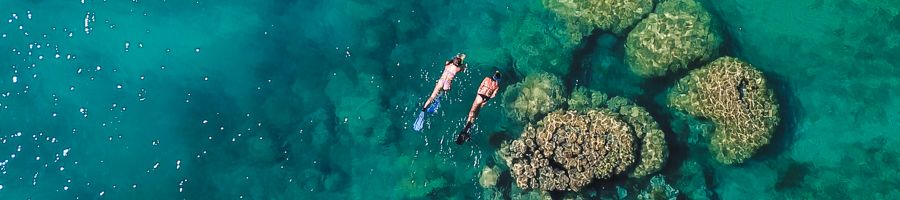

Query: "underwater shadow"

xmin=746 ymin=71 xmax=802 ymax=162
xmin=565 ymin=29 xmax=605 ymax=93
xmin=636 ymin=67 xmax=692 ymax=170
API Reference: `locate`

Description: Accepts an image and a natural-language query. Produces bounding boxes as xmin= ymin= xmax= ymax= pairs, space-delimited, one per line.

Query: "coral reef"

xmin=542 ymin=0 xmax=654 ymax=35
xmin=610 ymin=102 xmax=668 ymax=178
xmin=674 ymin=160 xmax=714 ymax=200
xmin=630 ymin=130 xmax=669 ymax=178
xmin=668 ymin=56 xmax=780 ymax=164
xmin=604 ymin=96 xmax=630 ymax=111
xmin=617 ymin=186 xmax=630 ymax=199
xmin=637 ymin=175 xmax=680 ymax=200
xmin=500 ymin=10 xmax=585 ymax=77
xmin=568 ymin=87 xmax=668 ymax=178
xmin=566 ymin=87 xmax=609 ymax=113
xmin=506 ymin=110 xmax=635 ymax=191
xmin=480 ymin=166 xmax=501 ymax=188
xmin=497 ymin=142 xmax=515 ymax=169
xmin=625 ymin=0 xmax=721 ymax=77
xmin=510 ymin=185 xmax=553 ymax=200
xmin=501 ymin=72 xmax=566 ymax=122
xmin=481 ymin=189 xmax=504 ymax=200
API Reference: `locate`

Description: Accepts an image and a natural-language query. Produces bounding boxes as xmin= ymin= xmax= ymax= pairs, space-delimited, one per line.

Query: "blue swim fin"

xmin=413 ymin=111 xmax=425 ymax=132
xmin=416 ymin=94 xmax=442 ymax=131
xmin=426 ymin=98 xmax=440 ymax=114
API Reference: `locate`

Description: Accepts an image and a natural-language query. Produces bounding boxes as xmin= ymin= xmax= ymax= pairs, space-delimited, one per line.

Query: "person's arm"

xmin=490 ymin=81 xmax=498 ymax=98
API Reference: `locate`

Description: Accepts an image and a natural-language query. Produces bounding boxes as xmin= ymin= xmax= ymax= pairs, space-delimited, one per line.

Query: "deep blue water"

xmin=0 ymin=0 xmax=898 ymax=199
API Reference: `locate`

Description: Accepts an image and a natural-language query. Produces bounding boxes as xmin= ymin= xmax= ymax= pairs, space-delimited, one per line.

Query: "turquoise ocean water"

xmin=0 ymin=0 xmax=898 ymax=199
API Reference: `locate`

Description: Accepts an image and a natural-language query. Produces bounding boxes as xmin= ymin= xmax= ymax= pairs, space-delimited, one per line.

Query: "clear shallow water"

xmin=0 ymin=0 xmax=897 ymax=199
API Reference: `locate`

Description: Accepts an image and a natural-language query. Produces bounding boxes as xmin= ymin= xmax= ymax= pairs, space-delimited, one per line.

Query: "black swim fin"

xmin=456 ymin=123 xmax=473 ymax=145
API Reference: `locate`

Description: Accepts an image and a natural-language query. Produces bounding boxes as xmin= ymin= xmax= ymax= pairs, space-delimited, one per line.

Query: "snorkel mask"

xmin=450 ymin=53 xmax=467 ymax=67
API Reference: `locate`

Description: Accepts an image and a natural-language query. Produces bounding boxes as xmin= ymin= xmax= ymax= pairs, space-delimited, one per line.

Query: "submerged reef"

xmin=569 ymin=87 xmax=668 ymax=178
xmin=609 ymin=99 xmax=668 ymax=178
xmin=501 ymin=87 xmax=668 ymax=192
xmin=668 ymin=56 xmax=780 ymax=164
xmin=542 ymin=0 xmax=654 ymax=35
xmin=637 ymin=175 xmax=680 ymax=200
xmin=500 ymin=9 xmax=586 ymax=77
xmin=501 ymin=72 xmax=566 ymax=122
xmin=505 ymin=110 xmax=635 ymax=191
xmin=674 ymin=160 xmax=714 ymax=199
xmin=567 ymin=87 xmax=609 ymax=113
xmin=480 ymin=166 xmax=501 ymax=188
xmin=625 ymin=0 xmax=722 ymax=77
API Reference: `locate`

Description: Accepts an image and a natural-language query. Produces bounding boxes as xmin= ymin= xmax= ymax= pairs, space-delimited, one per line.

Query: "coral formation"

xmin=500 ymin=10 xmax=585 ymax=77
xmin=480 ymin=166 xmax=501 ymax=188
xmin=632 ymin=129 xmax=669 ymax=178
xmin=542 ymin=0 xmax=654 ymax=35
xmin=497 ymin=142 xmax=515 ymax=169
xmin=501 ymin=72 xmax=566 ymax=122
xmin=604 ymin=96 xmax=630 ymax=111
xmin=510 ymin=185 xmax=553 ymax=200
xmin=568 ymin=87 xmax=668 ymax=178
xmin=625 ymin=0 xmax=721 ymax=77
xmin=637 ymin=175 xmax=680 ymax=200
xmin=609 ymin=101 xmax=668 ymax=178
xmin=506 ymin=110 xmax=635 ymax=191
xmin=668 ymin=56 xmax=780 ymax=164
xmin=566 ymin=87 xmax=609 ymax=112
xmin=674 ymin=160 xmax=714 ymax=199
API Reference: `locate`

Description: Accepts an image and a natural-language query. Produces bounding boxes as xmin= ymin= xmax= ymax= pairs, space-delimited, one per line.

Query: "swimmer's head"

xmin=450 ymin=53 xmax=466 ymax=66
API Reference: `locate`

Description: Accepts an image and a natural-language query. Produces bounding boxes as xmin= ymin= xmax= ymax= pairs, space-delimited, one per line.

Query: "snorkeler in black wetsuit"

xmin=456 ymin=71 xmax=501 ymax=145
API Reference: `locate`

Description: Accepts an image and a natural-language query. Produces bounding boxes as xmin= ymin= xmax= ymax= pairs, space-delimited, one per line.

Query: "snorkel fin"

xmin=456 ymin=122 xmax=473 ymax=145
xmin=425 ymin=93 xmax=442 ymax=114
xmin=413 ymin=111 xmax=425 ymax=132
xmin=426 ymin=98 xmax=440 ymax=114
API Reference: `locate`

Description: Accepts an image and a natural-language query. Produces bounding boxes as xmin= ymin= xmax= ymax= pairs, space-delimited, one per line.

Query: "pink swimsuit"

xmin=438 ymin=64 xmax=462 ymax=90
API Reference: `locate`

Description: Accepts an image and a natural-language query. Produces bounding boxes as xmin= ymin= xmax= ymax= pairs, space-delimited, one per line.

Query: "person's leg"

xmin=422 ymin=81 xmax=443 ymax=111
xmin=466 ymin=96 xmax=484 ymax=124
xmin=462 ymin=96 xmax=485 ymax=133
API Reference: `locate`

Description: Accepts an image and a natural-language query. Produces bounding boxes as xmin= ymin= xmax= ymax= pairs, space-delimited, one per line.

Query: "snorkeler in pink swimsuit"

xmin=421 ymin=53 xmax=466 ymax=112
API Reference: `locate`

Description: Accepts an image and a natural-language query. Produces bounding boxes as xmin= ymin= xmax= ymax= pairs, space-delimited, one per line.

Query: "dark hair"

xmin=449 ymin=57 xmax=462 ymax=66
xmin=492 ymin=71 xmax=502 ymax=81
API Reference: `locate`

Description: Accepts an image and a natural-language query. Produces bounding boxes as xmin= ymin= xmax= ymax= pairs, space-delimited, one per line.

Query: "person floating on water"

xmin=413 ymin=53 xmax=467 ymax=132
xmin=456 ymin=71 xmax=501 ymax=144
xmin=422 ymin=53 xmax=467 ymax=112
